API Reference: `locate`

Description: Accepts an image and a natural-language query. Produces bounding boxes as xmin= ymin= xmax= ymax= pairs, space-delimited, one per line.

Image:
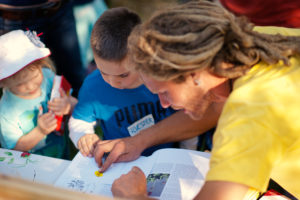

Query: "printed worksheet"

xmin=54 ymin=148 xmax=210 ymax=199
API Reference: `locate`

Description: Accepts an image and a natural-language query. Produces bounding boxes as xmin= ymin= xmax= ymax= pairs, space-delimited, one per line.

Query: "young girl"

xmin=0 ymin=30 xmax=77 ymax=159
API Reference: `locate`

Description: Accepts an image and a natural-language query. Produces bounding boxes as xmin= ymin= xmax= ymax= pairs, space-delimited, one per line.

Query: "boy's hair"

xmin=0 ymin=57 xmax=55 ymax=88
xmin=91 ymin=7 xmax=141 ymax=61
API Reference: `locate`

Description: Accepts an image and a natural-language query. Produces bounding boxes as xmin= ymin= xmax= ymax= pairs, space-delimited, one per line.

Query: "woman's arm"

xmin=95 ymin=102 xmax=221 ymax=172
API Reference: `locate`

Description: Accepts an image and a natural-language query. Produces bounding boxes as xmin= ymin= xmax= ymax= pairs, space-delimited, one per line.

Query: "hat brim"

xmin=0 ymin=30 xmax=52 ymax=81
xmin=1 ymin=52 xmax=51 ymax=81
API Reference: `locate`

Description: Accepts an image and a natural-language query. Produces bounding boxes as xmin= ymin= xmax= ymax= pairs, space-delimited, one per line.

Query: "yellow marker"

xmin=95 ymin=171 xmax=103 ymax=177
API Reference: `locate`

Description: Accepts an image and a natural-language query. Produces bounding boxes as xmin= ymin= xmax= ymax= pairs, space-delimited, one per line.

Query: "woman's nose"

xmin=158 ymin=93 xmax=171 ymax=108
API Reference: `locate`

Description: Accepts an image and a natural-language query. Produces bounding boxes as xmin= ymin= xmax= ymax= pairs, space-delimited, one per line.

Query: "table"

xmin=0 ymin=148 xmax=70 ymax=185
xmin=0 ymin=148 xmax=291 ymax=200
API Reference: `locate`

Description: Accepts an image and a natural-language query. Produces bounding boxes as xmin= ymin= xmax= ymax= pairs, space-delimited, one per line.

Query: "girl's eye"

xmin=119 ymin=73 xmax=129 ymax=78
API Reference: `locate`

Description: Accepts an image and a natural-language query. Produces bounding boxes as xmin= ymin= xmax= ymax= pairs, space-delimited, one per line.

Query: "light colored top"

xmin=0 ymin=68 xmax=66 ymax=158
xmin=206 ymin=26 xmax=300 ymax=199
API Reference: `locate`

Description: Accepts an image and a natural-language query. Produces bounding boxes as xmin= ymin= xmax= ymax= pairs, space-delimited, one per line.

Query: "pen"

xmin=95 ymin=152 xmax=110 ymax=177
xmin=102 ymin=152 xmax=110 ymax=163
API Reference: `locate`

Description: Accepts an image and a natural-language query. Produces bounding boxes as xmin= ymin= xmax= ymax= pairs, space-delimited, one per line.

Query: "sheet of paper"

xmin=146 ymin=149 xmax=210 ymax=200
xmin=54 ymin=148 xmax=210 ymax=199
xmin=54 ymin=152 xmax=154 ymax=197
xmin=0 ymin=148 xmax=70 ymax=184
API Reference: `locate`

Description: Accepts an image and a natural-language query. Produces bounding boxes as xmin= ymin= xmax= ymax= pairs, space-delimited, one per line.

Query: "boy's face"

xmin=9 ymin=67 xmax=43 ymax=99
xmin=94 ymin=54 xmax=142 ymax=89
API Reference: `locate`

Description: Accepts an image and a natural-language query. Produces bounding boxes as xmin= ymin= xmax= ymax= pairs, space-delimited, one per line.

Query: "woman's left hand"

xmin=112 ymin=166 xmax=148 ymax=199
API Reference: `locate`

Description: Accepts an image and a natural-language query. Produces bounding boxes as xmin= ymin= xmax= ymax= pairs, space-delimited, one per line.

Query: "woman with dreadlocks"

xmin=107 ymin=0 xmax=300 ymax=199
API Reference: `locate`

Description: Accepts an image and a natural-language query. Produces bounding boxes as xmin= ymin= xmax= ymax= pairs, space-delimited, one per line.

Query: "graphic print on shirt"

xmin=113 ymin=100 xmax=171 ymax=128
xmin=127 ymin=114 xmax=155 ymax=136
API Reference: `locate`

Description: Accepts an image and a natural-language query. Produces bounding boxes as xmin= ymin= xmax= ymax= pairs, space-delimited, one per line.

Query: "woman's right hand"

xmin=37 ymin=112 xmax=57 ymax=135
xmin=94 ymin=136 xmax=144 ymax=173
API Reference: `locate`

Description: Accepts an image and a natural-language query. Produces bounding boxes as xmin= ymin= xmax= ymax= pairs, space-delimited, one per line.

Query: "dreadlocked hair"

xmin=128 ymin=0 xmax=300 ymax=81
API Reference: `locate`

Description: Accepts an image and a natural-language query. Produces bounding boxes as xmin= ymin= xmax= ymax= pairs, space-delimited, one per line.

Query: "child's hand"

xmin=48 ymin=88 xmax=72 ymax=116
xmin=37 ymin=112 xmax=57 ymax=135
xmin=78 ymin=134 xmax=100 ymax=157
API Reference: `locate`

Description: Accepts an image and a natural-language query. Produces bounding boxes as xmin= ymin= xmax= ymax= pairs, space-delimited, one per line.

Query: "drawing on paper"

xmin=67 ymin=179 xmax=96 ymax=193
xmin=146 ymin=173 xmax=170 ymax=197
xmin=68 ymin=179 xmax=85 ymax=191
xmin=0 ymin=151 xmax=14 ymax=164
xmin=0 ymin=151 xmax=37 ymax=167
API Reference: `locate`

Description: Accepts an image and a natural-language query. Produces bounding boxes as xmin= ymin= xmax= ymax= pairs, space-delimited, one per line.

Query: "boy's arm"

xmin=69 ymin=116 xmax=100 ymax=156
xmin=95 ymin=103 xmax=220 ymax=171
xmin=68 ymin=116 xmax=97 ymax=148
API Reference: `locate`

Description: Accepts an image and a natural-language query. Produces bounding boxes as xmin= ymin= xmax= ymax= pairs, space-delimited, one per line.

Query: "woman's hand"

xmin=112 ymin=167 xmax=149 ymax=199
xmin=94 ymin=136 xmax=144 ymax=172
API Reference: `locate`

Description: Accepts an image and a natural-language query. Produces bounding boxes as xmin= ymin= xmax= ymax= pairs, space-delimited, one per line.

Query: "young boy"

xmin=69 ymin=7 xmax=205 ymax=157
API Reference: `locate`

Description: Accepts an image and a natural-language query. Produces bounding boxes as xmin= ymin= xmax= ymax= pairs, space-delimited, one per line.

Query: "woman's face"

xmin=140 ymin=71 xmax=214 ymax=120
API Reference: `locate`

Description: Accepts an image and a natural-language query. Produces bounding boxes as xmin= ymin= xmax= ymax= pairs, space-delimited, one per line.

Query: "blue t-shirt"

xmin=72 ymin=70 xmax=176 ymax=156
xmin=0 ymin=68 xmax=66 ymax=158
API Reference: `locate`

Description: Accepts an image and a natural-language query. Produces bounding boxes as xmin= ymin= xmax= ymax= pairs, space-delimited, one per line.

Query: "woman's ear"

xmin=190 ymin=71 xmax=202 ymax=86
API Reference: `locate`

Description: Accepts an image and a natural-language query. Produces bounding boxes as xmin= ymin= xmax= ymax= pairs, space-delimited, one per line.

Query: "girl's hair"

xmin=0 ymin=57 xmax=55 ymax=88
xmin=128 ymin=0 xmax=300 ymax=82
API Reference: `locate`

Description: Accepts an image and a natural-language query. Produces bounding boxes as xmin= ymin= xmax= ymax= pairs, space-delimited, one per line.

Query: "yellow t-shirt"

xmin=206 ymin=27 xmax=300 ymax=199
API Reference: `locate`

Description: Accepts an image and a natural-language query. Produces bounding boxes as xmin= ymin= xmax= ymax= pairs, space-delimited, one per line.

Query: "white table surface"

xmin=0 ymin=148 xmax=70 ymax=185
xmin=0 ymin=148 xmax=291 ymax=200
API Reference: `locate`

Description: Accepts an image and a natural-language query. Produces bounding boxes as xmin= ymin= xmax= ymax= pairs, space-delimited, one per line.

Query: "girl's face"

xmin=9 ymin=67 xmax=43 ymax=99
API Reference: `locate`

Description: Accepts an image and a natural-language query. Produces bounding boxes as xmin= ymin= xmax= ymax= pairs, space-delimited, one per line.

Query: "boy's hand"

xmin=48 ymin=88 xmax=72 ymax=116
xmin=37 ymin=112 xmax=57 ymax=135
xmin=78 ymin=134 xmax=100 ymax=157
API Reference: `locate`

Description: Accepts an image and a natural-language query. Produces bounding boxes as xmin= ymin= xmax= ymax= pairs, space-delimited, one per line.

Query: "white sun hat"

xmin=0 ymin=29 xmax=51 ymax=81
